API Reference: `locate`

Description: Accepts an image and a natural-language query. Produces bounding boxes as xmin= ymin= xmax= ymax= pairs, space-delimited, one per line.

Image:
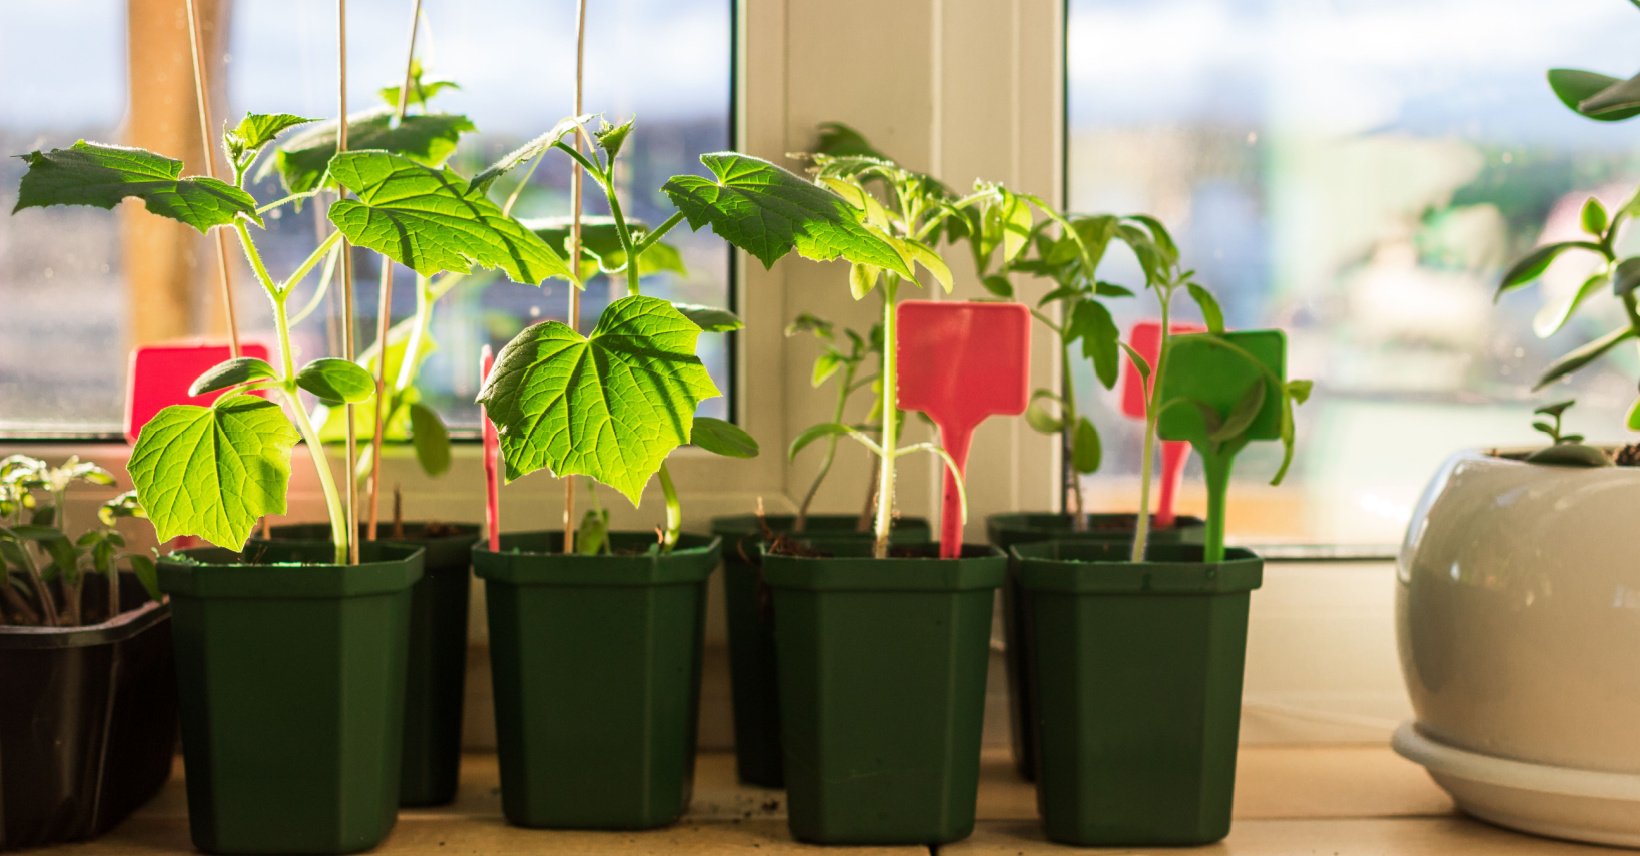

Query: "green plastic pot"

xmin=260 ymin=523 xmax=480 ymax=806
xmin=474 ymin=531 xmax=719 ymax=829
xmin=159 ymin=541 xmax=424 ymax=855
xmin=709 ymin=513 xmax=930 ymax=788
xmin=1013 ymin=540 xmax=1262 ymax=847
xmin=986 ymin=512 xmax=1205 ymax=782
xmin=762 ymin=541 xmax=1005 ymax=845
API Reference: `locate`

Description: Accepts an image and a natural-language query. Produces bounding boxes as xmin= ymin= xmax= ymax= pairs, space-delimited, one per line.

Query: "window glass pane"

xmin=0 ymin=0 xmax=127 ymax=434
xmin=1067 ymin=0 xmax=1640 ymax=543
xmin=227 ymin=0 xmax=733 ymax=429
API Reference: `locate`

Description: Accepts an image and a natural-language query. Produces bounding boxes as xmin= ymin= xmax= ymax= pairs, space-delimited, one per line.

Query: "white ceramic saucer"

xmin=1394 ymin=721 xmax=1640 ymax=848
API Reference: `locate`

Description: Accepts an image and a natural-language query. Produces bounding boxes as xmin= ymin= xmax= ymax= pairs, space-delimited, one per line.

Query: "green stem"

xmin=284 ymin=230 xmax=345 ymax=294
xmin=256 ymin=190 xmax=321 ymax=215
xmin=634 ymin=211 xmax=686 ymax=254
xmin=1060 ymin=334 xmax=1085 ymax=528
xmin=657 ymin=463 xmax=681 ymax=551
xmin=396 ymin=275 xmax=433 ymax=393
xmin=234 ymin=220 xmax=278 ymax=294
xmin=1131 ymin=286 xmax=1173 ymax=563
xmin=602 ymin=182 xmax=641 ymax=297
xmin=797 ymin=361 xmax=856 ymax=532
xmin=287 ymin=240 xmax=342 ymax=328
xmin=271 ymin=251 xmax=346 ymax=563
xmin=1200 ymin=448 xmax=1237 ymax=564
xmin=285 ymin=389 xmax=347 ymax=564
xmin=873 ymin=278 xmax=900 ymax=558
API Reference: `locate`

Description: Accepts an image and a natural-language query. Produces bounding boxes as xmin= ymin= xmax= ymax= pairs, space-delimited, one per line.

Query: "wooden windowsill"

xmin=54 ymin=746 xmax=1599 ymax=854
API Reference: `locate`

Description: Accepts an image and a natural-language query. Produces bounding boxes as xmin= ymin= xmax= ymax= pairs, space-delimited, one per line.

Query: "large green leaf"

xmin=14 ymin=141 xmax=261 ymax=233
xmin=661 ymin=152 xmax=912 ymax=276
xmin=326 ymin=151 xmax=572 ymax=286
xmin=263 ymin=105 xmax=476 ymax=193
xmin=477 ymin=295 xmax=721 ymax=504
xmin=126 ymin=395 xmax=299 ymax=549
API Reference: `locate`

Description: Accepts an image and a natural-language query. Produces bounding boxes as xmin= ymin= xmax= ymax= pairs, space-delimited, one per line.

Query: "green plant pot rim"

xmin=158 ymin=542 xmax=425 ymax=599
xmin=759 ymin=541 xmax=1006 ymax=592
xmin=267 ymin=522 xmax=481 ymax=545
xmin=986 ymin=511 xmax=1205 ymax=534
xmin=711 ymin=513 xmax=931 ymax=536
xmin=472 ymin=531 xmax=720 ymax=587
xmin=1012 ymin=541 xmax=1262 ymax=595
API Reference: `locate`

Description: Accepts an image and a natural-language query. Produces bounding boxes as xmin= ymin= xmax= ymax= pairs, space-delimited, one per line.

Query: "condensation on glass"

xmin=0 ymin=1 xmax=128 ymax=434
xmin=1067 ymin=0 xmax=1640 ymax=542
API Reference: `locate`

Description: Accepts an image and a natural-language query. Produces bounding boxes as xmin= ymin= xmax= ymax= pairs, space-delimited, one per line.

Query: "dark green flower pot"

xmin=1013 ymin=540 xmax=1261 ymax=847
xmin=709 ymin=513 xmax=930 ymax=788
xmin=474 ymin=531 xmax=718 ymax=830
xmin=260 ymin=522 xmax=480 ymax=806
xmin=762 ymin=541 xmax=1005 ymax=845
xmin=986 ymin=512 xmax=1205 ymax=782
xmin=159 ymin=541 xmax=424 ymax=855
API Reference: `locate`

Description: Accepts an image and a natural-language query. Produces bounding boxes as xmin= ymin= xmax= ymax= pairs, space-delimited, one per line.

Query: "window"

xmin=1066 ymin=0 xmax=1640 ymax=543
xmin=0 ymin=0 xmax=128 ymax=435
xmin=0 ymin=0 xmax=733 ymax=437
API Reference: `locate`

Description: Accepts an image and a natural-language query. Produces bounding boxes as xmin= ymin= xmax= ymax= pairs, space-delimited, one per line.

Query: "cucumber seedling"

xmin=13 ymin=109 xmax=577 ymax=564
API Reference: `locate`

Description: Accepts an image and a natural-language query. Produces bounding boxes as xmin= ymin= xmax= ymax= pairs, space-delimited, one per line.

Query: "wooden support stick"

xmin=368 ymin=0 xmax=424 ymax=542
xmin=183 ymin=0 xmax=240 ymax=357
xmin=563 ymin=0 xmax=587 ymax=554
xmin=338 ymin=0 xmax=359 ymax=565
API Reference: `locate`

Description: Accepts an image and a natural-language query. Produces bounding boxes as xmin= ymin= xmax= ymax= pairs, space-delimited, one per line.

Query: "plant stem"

xmin=106 ymin=562 xmax=119 ymax=622
xmin=657 ymin=463 xmax=681 ymax=551
xmin=872 ymin=277 xmax=901 ymax=558
xmin=396 ymin=275 xmax=433 ymax=393
xmin=1202 ymin=451 xmax=1231 ymax=564
xmin=368 ymin=259 xmax=393 ymax=541
xmin=2 ymin=585 xmax=39 ymax=626
xmin=285 ymin=230 xmax=345 ymax=294
xmin=287 ymin=388 xmax=348 ymax=564
xmin=858 ymin=455 xmax=879 ymax=532
xmin=1131 ymin=287 xmax=1173 ymax=563
xmin=796 ymin=362 xmax=855 ymax=533
xmin=274 ymin=278 xmax=348 ymax=563
xmin=1059 ymin=335 xmax=1085 ymax=529
xmin=634 ymin=211 xmax=686 ymax=254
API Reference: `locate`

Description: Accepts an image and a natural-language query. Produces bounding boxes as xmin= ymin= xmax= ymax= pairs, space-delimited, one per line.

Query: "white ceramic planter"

xmin=1396 ymin=449 xmax=1640 ymax=847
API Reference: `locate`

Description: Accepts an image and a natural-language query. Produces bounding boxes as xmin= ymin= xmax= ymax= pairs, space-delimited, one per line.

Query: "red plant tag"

xmin=125 ymin=341 xmax=272 ymax=444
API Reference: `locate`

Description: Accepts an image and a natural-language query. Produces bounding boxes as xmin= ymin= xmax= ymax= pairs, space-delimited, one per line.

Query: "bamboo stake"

xmin=183 ymin=0 xmax=240 ymax=357
xmin=338 ymin=0 xmax=359 ymax=565
xmin=368 ymin=0 xmax=425 ymax=542
xmin=563 ymin=0 xmax=588 ymax=554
